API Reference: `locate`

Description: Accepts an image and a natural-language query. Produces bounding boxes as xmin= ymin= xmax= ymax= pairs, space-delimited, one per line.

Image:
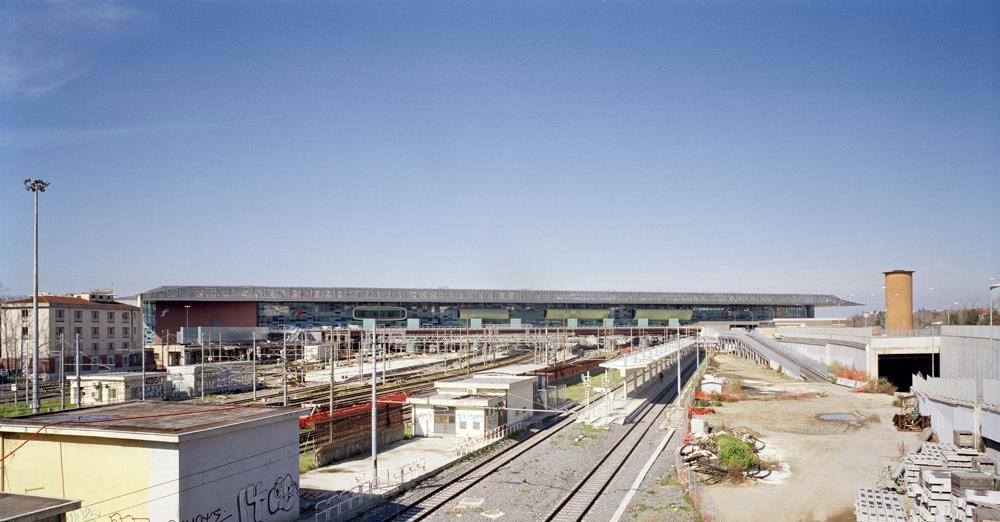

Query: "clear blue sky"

xmin=1 ymin=1 xmax=998 ymax=314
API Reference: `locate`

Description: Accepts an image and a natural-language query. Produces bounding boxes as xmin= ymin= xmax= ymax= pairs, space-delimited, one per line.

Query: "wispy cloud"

xmin=0 ymin=0 xmax=140 ymax=98
xmin=0 ymin=121 xmax=226 ymax=148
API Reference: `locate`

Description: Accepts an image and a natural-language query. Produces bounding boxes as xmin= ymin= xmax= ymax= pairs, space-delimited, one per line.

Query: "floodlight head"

xmin=24 ymin=179 xmax=49 ymax=192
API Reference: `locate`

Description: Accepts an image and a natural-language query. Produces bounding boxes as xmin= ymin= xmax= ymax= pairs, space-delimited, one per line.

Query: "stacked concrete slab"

xmin=856 ymin=488 xmax=907 ymax=522
xmin=902 ymin=442 xmax=1000 ymax=522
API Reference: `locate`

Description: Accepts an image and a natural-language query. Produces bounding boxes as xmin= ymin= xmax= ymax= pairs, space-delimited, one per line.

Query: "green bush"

xmin=716 ymin=434 xmax=755 ymax=470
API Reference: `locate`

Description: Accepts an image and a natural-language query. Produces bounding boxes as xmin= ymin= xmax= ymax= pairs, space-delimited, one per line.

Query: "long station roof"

xmin=140 ymin=285 xmax=860 ymax=307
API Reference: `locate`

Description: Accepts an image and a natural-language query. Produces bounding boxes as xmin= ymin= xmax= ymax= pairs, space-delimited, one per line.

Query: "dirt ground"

xmin=697 ymin=354 xmax=920 ymax=522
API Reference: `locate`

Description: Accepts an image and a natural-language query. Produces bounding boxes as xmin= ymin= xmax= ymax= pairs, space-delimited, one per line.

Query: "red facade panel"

xmin=153 ymin=301 xmax=257 ymax=341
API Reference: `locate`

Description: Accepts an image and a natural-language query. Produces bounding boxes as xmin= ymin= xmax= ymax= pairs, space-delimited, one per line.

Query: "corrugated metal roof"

xmin=139 ymin=285 xmax=860 ymax=307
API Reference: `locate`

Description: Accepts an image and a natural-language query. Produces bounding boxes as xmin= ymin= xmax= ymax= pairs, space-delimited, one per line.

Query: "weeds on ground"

xmin=715 ymin=434 xmax=756 ymax=470
xmin=859 ymin=377 xmax=897 ymax=395
xmin=299 ymin=450 xmax=317 ymax=473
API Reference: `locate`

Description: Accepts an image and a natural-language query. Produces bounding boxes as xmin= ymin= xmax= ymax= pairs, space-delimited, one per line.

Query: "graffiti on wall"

xmin=236 ymin=474 xmax=298 ymax=522
xmin=67 ymin=474 xmax=297 ymax=522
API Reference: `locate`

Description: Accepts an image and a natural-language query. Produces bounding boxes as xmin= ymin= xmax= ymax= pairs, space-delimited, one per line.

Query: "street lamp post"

xmin=990 ymin=284 xmax=999 ymax=341
xmin=24 ymin=179 xmax=49 ymax=414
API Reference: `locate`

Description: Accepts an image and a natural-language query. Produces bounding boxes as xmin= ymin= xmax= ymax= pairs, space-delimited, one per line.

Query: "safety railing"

xmin=315 ymin=459 xmax=428 ymax=521
xmin=313 ymin=481 xmax=375 ymax=522
xmin=453 ymin=419 xmax=528 ymax=457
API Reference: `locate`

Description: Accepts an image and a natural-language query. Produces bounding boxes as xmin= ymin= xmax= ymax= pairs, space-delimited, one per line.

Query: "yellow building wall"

xmin=1 ymin=433 xmax=176 ymax=521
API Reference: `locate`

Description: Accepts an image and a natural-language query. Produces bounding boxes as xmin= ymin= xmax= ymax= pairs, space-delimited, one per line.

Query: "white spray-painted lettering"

xmin=236 ymin=474 xmax=297 ymax=522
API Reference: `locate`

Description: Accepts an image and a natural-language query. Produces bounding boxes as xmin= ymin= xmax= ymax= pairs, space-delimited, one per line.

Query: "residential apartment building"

xmin=0 ymin=291 xmax=146 ymax=375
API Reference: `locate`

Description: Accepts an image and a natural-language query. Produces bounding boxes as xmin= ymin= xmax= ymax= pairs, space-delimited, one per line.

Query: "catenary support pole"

xmin=74 ymin=333 xmax=81 ymax=407
xmin=59 ymin=333 xmax=65 ymax=410
xmin=282 ymin=332 xmax=288 ymax=407
xmin=371 ymin=323 xmax=378 ymax=485
xmin=200 ymin=333 xmax=205 ymax=400
xmin=329 ymin=330 xmax=337 ymax=441
xmin=252 ymin=331 xmax=257 ymax=401
xmin=141 ymin=334 xmax=146 ymax=400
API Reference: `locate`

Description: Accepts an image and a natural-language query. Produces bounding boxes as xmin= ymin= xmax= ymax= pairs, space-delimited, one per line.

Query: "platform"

xmin=303 ymin=354 xmax=455 ymax=384
xmin=300 ymin=436 xmax=462 ymax=493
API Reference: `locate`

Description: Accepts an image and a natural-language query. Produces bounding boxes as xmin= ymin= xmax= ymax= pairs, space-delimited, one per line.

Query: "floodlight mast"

xmin=24 ymin=179 xmax=49 ymax=414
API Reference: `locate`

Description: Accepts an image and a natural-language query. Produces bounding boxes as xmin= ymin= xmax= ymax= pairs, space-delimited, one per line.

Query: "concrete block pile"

xmin=856 ymin=488 xmax=907 ymax=522
xmin=902 ymin=442 xmax=1000 ymax=522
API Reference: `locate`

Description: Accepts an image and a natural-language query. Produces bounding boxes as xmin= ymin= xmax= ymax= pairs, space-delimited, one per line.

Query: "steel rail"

xmin=544 ymin=353 xmax=697 ymax=522
xmin=381 ymin=345 xmax=697 ymax=522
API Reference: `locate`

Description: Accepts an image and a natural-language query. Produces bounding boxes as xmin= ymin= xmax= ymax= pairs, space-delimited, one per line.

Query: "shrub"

xmin=723 ymin=378 xmax=743 ymax=395
xmin=716 ymin=434 xmax=756 ymax=470
xmin=861 ymin=377 xmax=897 ymax=395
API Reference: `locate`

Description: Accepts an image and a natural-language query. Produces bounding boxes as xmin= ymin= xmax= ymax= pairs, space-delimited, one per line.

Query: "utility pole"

xmin=141 ymin=334 xmax=146 ymax=400
xmin=252 ymin=330 xmax=257 ymax=401
xmin=200 ymin=333 xmax=205 ymax=400
xmin=74 ymin=333 xmax=81 ymax=407
xmin=676 ymin=337 xmax=682 ymax=398
xmin=370 ymin=323 xmax=378 ymax=486
xmin=329 ymin=330 xmax=336 ymax=442
xmin=282 ymin=331 xmax=289 ymax=407
xmin=25 ymin=179 xmax=48 ymax=414
xmin=59 ymin=333 xmax=65 ymax=410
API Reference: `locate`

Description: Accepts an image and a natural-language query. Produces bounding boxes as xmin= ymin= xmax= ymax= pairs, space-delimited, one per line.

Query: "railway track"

xmin=380 ymin=346 xmax=699 ymax=522
xmin=545 ymin=355 xmax=696 ymax=521
xmin=228 ymin=352 xmax=537 ymax=409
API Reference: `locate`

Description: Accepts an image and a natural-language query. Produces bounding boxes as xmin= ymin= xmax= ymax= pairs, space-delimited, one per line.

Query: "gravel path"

xmin=358 ymin=350 xmax=703 ymax=522
xmin=426 ymin=421 xmax=626 ymax=520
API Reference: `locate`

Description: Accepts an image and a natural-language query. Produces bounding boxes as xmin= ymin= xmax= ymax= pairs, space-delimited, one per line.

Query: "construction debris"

xmin=871 ymin=441 xmax=1000 ymax=522
xmin=893 ymin=394 xmax=931 ymax=432
xmin=679 ymin=428 xmax=771 ymax=484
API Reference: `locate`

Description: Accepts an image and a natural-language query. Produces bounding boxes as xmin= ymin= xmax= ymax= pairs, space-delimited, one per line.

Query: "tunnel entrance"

xmin=878 ymin=353 xmax=939 ymax=391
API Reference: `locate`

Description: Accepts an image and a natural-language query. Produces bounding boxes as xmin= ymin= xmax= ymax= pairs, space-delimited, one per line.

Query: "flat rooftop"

xmin=0 ymin=402 xmax=300 ymax=442
xmin=437 ymin=374 xmax=536 ymax=387
xmin=69 ymin=371 xmax=166 ymax=380
xmin=408 ymin=393 xmax=502 ymax=408
xmin=0 ymin=492 xmax=81 ymax=521
xmin=140 ymin=285 xmax=858 ymax=307
xmin=476 ymin=363 xmax=548 ymax=376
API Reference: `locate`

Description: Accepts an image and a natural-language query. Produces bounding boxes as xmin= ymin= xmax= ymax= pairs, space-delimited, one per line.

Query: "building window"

xmin=472 ymin=420 xmax=481 ymax=431
xmin=20 ymin=309 xmax=29 ymax=319
xmin=108 ymin=342 xmax=115 ymax=351
xmin=74 ymin=327 xmax=82 ymax=337
xmin=91 ymin=327 xmax=99 ymax=336
xmin=458 ymin=420 xmax=467 ymax=430
xmin=122 ymin=341 xmax=129 ymax=350
xmin=92 ymin=342 xmax=99 ymax=352
xmin=74 ymin=310 xmax=82 ymax=321
xmin=107 ymin=311 xmax=114 ymax=321
xmin=56 ymin=309 xmax=65 ymax=321
xmin=122 ymin=311 xmax=129 ymax=321
xmin=56 ymin=326 xmax=65 ymax=336
xmin=108 ymin=327 xmax=115 ymax=337
xmin=91 ymin=311 xmax=99 ymax=321
xmin=122 ymin=327 xmax=129 ymax=337
xmin=20 ymin=326 xmax=28 ymax=337
xmin=109 ymin=388 xmax=117 ymax=400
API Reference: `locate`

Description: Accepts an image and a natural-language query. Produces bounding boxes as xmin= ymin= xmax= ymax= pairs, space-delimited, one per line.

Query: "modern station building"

xmin=139 ymin=285 xmax=857 ymax=342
